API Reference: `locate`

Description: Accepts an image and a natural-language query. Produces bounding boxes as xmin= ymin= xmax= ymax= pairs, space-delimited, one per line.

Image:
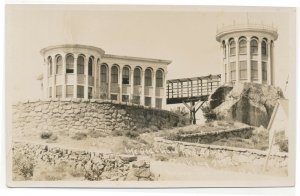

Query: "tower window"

xmin=251 ymin=61 xmax=258 ymax=81
xmin=250 ymin=39 xmax=258 ymax=55
xmin=56 ymin=56 xmax=62 ymax=75
xmin=239 ymin=61 xmax=247 ymax=80
xmin=156 ymin=69 xmax=163 ymax=87
xmin=134 ymin=68 xmax=141 ymax=85
xmin=262 ymin=62 xmax=267 ymax=81
xmin=239 ymin=39 xmax=247 ymax=54
xmin=66 ymin=55 xmax=74 ymax=73
xmin=230 ymin=62 xmax=236 ymax=81
xmin=122 ymin=66 xmax=130 ymax=84
xmin=111 ymin=66 xmax=118 ymax=83
xmin=229 ymin=39 xmax=236 ymax=56
xmin=145 ymin=68 xmax=152 ymax=86
xmin=77 ymin=56 xmax=84 ymax=74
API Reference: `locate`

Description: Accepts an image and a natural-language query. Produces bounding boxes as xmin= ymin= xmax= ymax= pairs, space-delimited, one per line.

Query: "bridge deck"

xmin=166 ymin=74 xmax=221 ymax=104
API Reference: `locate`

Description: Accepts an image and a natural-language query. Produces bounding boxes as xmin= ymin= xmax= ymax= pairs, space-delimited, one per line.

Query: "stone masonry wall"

xmin=154 ymin=137 xmax=288 ymax=174
xmin=12 ymin=98 xmax=180 ymax=136
xmin=12 ymin=141 xmax=154 ymax=181
xmin=166 ymin=126 xmax=254 ymax=144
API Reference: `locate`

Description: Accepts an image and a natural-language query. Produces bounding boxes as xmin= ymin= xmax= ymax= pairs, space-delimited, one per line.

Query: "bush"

xmin=277 ymin=139 xmax=288 ymax=152
xmin=112 ymin=129 xmax=123 ymax=137
xmin=12 ymin=152 xmax=35 ymax=180
xmin=71 ymin=132 xmax=87 ymax=140
xmin=201 ymin=106 xmax=217 ymax=122
xmin=167 ymin=146 xmax=175 ymax=152
xmin=154 ymin=155 xmax=169 ymax=161
xmin=89 ymin=130 xmax=107 ymax=138
xmin=40 ymin=131 xmax=52 ymax=139
xmin=125 ymin=130 xmax=139 ymax=138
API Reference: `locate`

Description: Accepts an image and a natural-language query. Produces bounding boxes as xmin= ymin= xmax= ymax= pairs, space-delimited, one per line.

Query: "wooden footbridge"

xmin=166 ymin=74 xmax=221 ymax=124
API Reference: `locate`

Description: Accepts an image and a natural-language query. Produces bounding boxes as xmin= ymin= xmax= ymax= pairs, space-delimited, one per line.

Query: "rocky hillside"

xmin=206 ymin=82 xmax=284 ymax=127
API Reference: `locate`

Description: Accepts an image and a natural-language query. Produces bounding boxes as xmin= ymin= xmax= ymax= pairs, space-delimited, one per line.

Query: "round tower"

xmin=216 ymin=23 xmax=278 ymax=85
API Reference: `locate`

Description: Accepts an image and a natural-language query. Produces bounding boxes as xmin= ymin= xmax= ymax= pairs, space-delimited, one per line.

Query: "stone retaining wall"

xmin=12 ymin=98 xmax=181 ymax=136
xmin=12 ymin=141 xmax=154 ymax=181
xmin=166 ymin=126 xmax=254 ymax=144
xmin=154 ymin=137 xmax=288 ymax=174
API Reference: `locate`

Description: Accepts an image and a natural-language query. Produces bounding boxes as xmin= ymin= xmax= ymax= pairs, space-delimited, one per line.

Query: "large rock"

xmin=207 ymin=82 xmax=284 ymax=127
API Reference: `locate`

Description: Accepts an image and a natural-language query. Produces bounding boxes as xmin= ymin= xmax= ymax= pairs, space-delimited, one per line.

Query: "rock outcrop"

xmin=206 ymin=82 xmax=284 ymax=127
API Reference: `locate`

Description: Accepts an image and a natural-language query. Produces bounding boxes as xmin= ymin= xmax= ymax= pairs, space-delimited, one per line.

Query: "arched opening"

xmin=88 ymin=57 xmax=93 ymax=76
xmin=66 ymin=54 xmax=74 ymax=73
xmin=77 ymin=55 xmax=85 ymax=74
xmin=229 ymin=38 xmax=236 ymax=56
xmin=156 ymin=69 xmax=164 ymax=87
xmin=48 ymin=56 xmax=52 ymax=76
xmin=145 ymin=68 xmax=152 ymax=86
xmin=100 ymin=64 xmax=108 ymax=83
xmin=133 ymin=67 xmax=141 ymax=85
xmin=111 ymin=65 xmax=118 ymax=83
xmin=250 ymin=39 xmax=258 ymax=55
xmin=239 ymin=38 xmax=247 ymax=54
xmin=262 ymin=40 xmax=267 ymax=56
xmin=122 ymin=66 xmax=130 ymax=84
xmin=56 ymin=55 xmax=62 ymax=74
xmin=222 ymin=40 xmax=226 ymax=58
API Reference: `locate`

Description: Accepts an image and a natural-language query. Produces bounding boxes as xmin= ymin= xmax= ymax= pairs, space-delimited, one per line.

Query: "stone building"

xmin=40 ymin=44 xmax=171 ymax=109
xmin=216 ymin=23 xmax=278 ymax=85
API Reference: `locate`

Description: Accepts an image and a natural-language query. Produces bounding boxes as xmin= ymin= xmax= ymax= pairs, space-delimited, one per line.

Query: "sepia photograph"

xmin=5 ymin=4 xmax=296 ymax=187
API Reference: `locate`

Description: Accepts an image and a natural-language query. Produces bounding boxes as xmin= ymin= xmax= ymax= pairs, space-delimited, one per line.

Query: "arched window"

xmin=134 ymin=68 xmax=141 ymax=85
xmin=145 ymin=68 xmax=152 ymax=86
xmin=77 ymin=56 xmax=84 ymax=74
xmin=88 ymin=57 xmax=93 ymax=76
xmin=156 ymin=69 xmax=163 ymax=87
xmin=222 ymin=41 xmax=226 ymax=58
xmin=239 ymin=39 xmax=247 ymax=54
xmin=229 ymin=39 xmax=236 ymax=56
xmin=100 ymin=64 xmax=108 ymax=83
xmin=262 ymin=40 xmax=267 ymax=56
xmin=56 ymin=55 xmax=62 ymax=74
xmin=48 ymin=57 xmax=53 ymax=76
xmin=250 ymin=39 xmax=258 ymax=55
xmin=111 ymin=66 xmax=118 ymax=83
xmin=122 ymin=66 xmax=130 ymax=84
xmin=66 ymin=54 xmax=74 ymax=73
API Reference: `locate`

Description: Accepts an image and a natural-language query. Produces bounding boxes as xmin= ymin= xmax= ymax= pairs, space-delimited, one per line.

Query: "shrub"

xmin=71 ymin=132 xmax=87 ymax=140
xmin=167 ymin=146 xmax=175 ymax=152
xmin=89 ymin=130 xmax=107 ymax=138
xmin=201 ymin=106 xmax=217 ymax=122
xmin=125 ymin=130 xmax=139 ymax=138
xmin=154 ymin=155 xmax=169 ymax=161
xmin=277 ymin=139 xmax=288 ymax=152
xmin=12 ymin=152 xmax=35 ymax=180
xmin=40 ymin=131 xmax=52 ymax=139
xmin=112 ymin=129 xmax=123 ymax=137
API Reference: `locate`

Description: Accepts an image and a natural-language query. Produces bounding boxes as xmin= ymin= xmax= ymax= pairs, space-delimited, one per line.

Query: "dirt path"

xmin=150 ymin=160 xmax=289 ymax=186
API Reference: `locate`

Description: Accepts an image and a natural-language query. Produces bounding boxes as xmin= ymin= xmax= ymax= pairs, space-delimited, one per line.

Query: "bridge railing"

xmin=166 ymin=74 xmax=221 ymax=103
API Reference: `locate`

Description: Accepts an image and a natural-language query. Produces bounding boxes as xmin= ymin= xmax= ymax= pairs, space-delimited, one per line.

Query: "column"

xmin=52 ymin=55 xmax=56 ymax=98
xmin=162 ymin=70 xmax=167 ymax=109
xmin=267 ymin=41 xmax=272 ymax=85
xmin=119 ymin=66 xmax=123 ymax=102
xmin=62 ymin=53 xmax=66 ymax=98
xmin=84 ymin=55 xmax=89 ymax=99
xmin=225 ymin=39 xmax=230 ymax=83
xmin=141 ymin=69 xmax=145 ymax=106
xmin=93 ymin=59 xmax=97 ymax=99
xmin=152 ymin=70 xmax=156 ymax=107
xmin=43 ymin=60 xmax=48 ymax=98
xmin=258 ymin=39 xmax=262 ymax=83
xmin=108 ymin=64 xmax=111 ymax=100
xmin=130 ymin=69 xmax=134 ymax=102
xmin=246 ymin=37 xmax=251 ymax=82
xmin=235 ymin=37 xmax=239 ymax=83
xmin=220 ymin=43 xmax=225 ymax=84
xmin=73 ymin=55 xmax=78 ymax=98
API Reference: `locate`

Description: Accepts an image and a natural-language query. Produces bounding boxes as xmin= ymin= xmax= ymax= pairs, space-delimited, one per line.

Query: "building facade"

xmin=216 ymin=24 xmax=278 ymax=85
xmin=40 ymin=44 xmax=171 ymax=109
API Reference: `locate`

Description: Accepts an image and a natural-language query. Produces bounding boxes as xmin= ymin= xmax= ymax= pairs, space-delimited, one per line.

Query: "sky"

xmin=5 ymin=5 xmax=296 ymax=103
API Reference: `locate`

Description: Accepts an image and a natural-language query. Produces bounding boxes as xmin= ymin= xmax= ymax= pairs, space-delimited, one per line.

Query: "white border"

xmin=1 ymin=0 xmax=299 ymax=196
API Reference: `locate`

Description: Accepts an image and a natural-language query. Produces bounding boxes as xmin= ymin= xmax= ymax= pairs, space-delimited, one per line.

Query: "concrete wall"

xmin=12 ymin=98 xmax=180 ymax=136
xmin=154 ymin=137 xmax=288 ymax=174
xmin=12 ymin=141 xmax=154 ymax=181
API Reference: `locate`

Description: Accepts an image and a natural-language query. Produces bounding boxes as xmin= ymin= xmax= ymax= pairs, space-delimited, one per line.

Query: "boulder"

xmin=207 ymin=82 xmax=283 ymax=127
